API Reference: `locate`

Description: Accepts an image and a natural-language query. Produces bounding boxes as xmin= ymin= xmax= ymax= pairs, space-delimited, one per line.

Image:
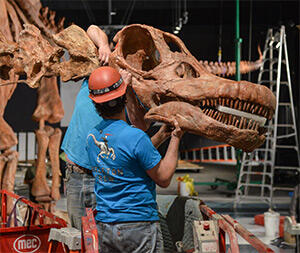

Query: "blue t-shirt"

xmin=61 ymin=79 xmax=103 ymax=169
xmin=86 ymin=119 xmax=162 ymax=223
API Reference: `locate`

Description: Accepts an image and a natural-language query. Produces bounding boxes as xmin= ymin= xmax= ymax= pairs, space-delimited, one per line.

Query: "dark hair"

xmin=93 ymin=95 xmax=126 ymax=118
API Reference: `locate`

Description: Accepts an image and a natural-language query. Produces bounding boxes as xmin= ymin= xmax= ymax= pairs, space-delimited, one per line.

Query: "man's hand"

xmin=171 ymin=119 xmax=184 ymax=139
xmin=98 ymin=45 xmax=111 ymax=66
xmin=119 ymin=69 xmax=132 ymax=85
xmin=157 ymin=124 xmax=172 ymax=140
xmin=291 ymin=215 xmax=297 ymax=225
xmin=151 ymin=123 xmax=172 ymax=148
xmin=86 ymin=25 xmax=111 ymax=65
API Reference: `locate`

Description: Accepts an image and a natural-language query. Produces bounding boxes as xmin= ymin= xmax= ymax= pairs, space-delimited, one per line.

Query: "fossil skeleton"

xmin=0 ymin=0 xmax=65 ymax=214
xmin=1 ymin=23 xmax=276 ymax=151
xmin=0 ymin=1 xmax=275 ymax=217
xmin=199 ymin=46 xmax=263 ymax=77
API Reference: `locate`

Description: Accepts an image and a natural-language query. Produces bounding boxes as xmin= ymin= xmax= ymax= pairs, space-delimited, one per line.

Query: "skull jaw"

xmin=145 ymin=101 xmax=266 ymax=152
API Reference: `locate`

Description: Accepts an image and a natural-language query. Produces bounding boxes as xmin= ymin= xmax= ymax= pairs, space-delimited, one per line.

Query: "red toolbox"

xmin=0 ymin=190 xmax=67 ymax=253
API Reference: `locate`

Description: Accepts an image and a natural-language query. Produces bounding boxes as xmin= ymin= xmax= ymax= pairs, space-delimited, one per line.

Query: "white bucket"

xmin=180 ymin=182 xmax=189 ymax=196
xmin=264 ymin=211 xmax=280 ymax=238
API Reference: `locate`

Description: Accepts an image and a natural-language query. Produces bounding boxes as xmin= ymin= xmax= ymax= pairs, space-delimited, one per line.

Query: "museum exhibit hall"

xmin=0 ymin=0 xmax=300 ymax=252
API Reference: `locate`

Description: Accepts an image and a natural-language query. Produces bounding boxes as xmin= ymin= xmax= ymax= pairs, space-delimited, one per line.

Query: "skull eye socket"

xmin=163 ymin=34 xmax=182 ymax=53
xmin=175 ymin=63 xmax=200 ymax=78
xmin=0 ymin=66 xmax=11 ymax=80
xmin=121 ymin=26 xmax=161 ymax=71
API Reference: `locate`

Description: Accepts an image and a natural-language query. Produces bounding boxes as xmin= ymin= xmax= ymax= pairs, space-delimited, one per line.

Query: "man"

xmin=61 ymin=25 xmax=110 ymax=229
xmin=86 ymin=66 xmax=184 ymax=252
xmin=63 ymin=25 xmax=171 ymax=229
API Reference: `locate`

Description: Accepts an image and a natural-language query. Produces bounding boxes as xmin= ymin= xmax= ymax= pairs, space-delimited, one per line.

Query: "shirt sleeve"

xmin=134 ymin=133 xmax=162 ymax=171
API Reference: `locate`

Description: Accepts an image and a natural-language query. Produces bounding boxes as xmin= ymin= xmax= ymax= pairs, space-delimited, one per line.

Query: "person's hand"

xmin=98 ymin=45 xmax=111 ymax=65
xmin=171 ymin=119 xmax=184 ymax=139
xmin=151 ymin=123 xmax=175 ymax=148
xmin=119 ymin=69 xmax=132 ymax=85
xmin=291 ymin=216 xmax=297 ymax=225
xmin=157 ymin=123 xmax=172 ymax=140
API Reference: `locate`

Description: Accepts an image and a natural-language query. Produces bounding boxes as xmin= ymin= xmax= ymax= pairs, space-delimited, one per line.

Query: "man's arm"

xmin=120 ymin=68 xmax=170 ymax=147
xmin=151 ymin=124 xmax=172 ymax=148
xmin=147 ymin=120 xmax=184 ymax=188
xmin=87 ymin=25 xmax=111 ymax=65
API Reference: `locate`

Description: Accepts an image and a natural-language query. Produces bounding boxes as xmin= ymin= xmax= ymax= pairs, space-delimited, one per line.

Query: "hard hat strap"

xmin=89 ymin=77 xmax=123 ymax=96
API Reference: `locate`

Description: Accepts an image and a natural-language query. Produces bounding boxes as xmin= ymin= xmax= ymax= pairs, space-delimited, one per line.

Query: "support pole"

xmin=108 ymin=0 xmax=112 ymax=25
xmin=247 ymin=0 xmax=253 ymax=81
xmin=235 ymin=0 xmax=243 ymax=194
xmin=235 ymin=0 xmax=241 ymax=81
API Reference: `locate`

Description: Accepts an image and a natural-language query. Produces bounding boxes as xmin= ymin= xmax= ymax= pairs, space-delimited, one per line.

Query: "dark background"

xmin=4 ymin=0 xmax=300 ymax=143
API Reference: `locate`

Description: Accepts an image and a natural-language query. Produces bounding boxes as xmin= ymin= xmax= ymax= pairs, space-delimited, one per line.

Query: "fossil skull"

xmin=110 ymin=24 xmax=276 ymax=152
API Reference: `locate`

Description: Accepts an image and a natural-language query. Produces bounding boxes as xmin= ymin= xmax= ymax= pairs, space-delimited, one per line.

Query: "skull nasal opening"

xmin=121 ymin=26 xmax=161 ymax=71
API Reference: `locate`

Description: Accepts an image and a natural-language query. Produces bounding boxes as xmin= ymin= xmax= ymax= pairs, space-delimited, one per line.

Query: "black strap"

xmin=23 ymin=205 xmax=33 ymax=229
xmin=7 ymin=196 xmax=26 ymax=227
xmin=89 ymin=77 xmax=123 ymax=96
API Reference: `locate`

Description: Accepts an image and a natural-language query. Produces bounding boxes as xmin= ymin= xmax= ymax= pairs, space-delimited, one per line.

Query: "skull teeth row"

xmin=199 ymin=98 xmax=273 ymax=120
xmin=203 ymin=108 xmax=260 ymax=131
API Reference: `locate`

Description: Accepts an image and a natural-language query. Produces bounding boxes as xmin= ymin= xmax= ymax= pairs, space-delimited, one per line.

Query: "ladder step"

xmin=275 ymin=145 xmax=298 ymax=149
xmin=276 ymin=133 xmax=296 ymax=139
xmin=275 ymin=81 xmax=288 ymax=85
xmin=261 ymin=80 xmax=289 ymax=85
xmin=236 ymin=196 xmax=271 ymax=201
xmin=239 ymin=172 xmax=272 ymax=176
xmin=258 ymin=80 xmax=275 ymax=84
xmin=279 ymin=102 xmax=291 ymax=106
xmin=276 ymin=124 xmax=294 ymax=128
xmin=237 ymin=183 xmax=272 ymax=188
xmin=259 ymin=80 xmax=278 ymax=84
xmin=262 ymin=58 xmax=278 ymax=63
xmin=273 ymin=187 xmax=295 ymax=191
xmin=274 ymin=166 xmax=300 ymax=170
xmin=243 ymin=159 xmax=272 ymax=164
xmin=259 ymin=69 xmax=278 ymax=73
xmin=254 ymin=148 xmax=273 ymax=152
xmin=262 ymin=59 xmax=285 ymax=65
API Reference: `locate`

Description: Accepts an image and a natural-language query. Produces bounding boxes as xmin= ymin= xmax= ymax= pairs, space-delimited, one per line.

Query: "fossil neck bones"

xmin=1 ymin=24 xmax=276 ymax=152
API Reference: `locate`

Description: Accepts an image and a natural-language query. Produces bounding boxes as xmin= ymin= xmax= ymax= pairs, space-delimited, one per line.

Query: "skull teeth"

xmin=199 ymin=97 xmax=272 ymax=130
xmin=209 ymin=113 xmax=263 ymax=132
xmin=246 ymin=102 xmax=251 ymax=111
xmin=199 ymin=97 xmax=273 ymax=119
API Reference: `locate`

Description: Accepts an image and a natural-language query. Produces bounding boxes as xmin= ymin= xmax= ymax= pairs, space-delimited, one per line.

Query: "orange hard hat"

xmin=88 ymin=66 xmax=127 ymax=103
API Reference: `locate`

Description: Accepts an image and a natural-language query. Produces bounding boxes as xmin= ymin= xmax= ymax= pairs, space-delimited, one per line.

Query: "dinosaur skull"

xmin=110 ymin=24 xmax=276 ymax=152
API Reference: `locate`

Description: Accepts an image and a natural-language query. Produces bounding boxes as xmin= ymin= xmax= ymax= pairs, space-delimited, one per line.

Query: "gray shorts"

xmin=96 ymin=220 xmax=164 ymax=253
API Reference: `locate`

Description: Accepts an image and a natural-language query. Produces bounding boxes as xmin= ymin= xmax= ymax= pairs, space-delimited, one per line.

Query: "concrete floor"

xmin=14 ymin=162 xmax=296 ymax=252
